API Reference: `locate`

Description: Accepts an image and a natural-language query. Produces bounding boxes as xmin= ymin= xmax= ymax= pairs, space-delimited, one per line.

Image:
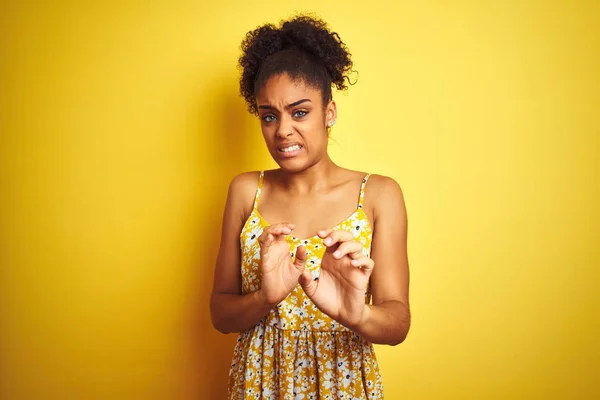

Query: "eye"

xmin=262 ymin=114 xmax=277 ymax=123
xmin=293 ymin=110 xmax=308 ymax=118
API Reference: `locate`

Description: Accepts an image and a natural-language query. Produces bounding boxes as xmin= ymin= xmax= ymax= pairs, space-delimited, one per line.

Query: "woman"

xmin=210 ymin=15 xmax=410 ymax=399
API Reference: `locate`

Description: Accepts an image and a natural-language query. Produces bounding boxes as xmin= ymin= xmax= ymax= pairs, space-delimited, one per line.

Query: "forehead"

xmin=256 ymin=73 xmax=322 ymax=107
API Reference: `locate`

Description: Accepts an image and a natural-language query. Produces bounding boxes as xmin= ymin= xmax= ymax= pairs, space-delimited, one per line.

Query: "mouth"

xmin=277 ymin=144 xmax=303 ymax=158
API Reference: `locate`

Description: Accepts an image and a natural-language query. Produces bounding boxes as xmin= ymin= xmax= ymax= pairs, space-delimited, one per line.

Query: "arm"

xmin=209 ymin=173 xmax=274 ymax=334
xmin=351 ymin=175 xmax=411 ymax=345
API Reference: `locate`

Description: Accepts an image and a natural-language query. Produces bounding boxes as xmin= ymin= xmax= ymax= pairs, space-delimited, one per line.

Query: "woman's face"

xmin=256 ymin=73 xmax=336 ymax=172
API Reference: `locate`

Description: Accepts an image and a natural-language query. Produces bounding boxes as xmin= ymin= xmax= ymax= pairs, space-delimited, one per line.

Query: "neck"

xmin=276 ymin=156 xmax=338 ymax=194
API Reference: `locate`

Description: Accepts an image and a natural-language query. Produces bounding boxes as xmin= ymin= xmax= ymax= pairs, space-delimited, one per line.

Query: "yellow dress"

xmin=228 ymin=171 xmax=383 ymax=399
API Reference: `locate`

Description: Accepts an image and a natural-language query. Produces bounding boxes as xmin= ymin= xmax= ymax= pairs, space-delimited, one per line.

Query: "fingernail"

xmin=324 ymin=238 xmax=331 ymax=245
xmin=333 ymin=250 xmax=341 ymax=258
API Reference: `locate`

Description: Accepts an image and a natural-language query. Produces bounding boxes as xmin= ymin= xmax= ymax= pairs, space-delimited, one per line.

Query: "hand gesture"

xmin=299 ymin=229 xmax=374 ymax=328
xmin=257 ymin=223 xmax=307 ymax=306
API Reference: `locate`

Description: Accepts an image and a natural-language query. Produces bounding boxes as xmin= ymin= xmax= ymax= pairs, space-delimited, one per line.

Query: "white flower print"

xmin=307 ymin=255 xmax=321 ymax=267
xmin=350 ymin=218 xmax=368 ymax=238
xmin=293 ymin=306 xmax=308 ymax=319
xmin=253 ymin=333 xmax=264 ymax=349
xmin=313 ymin=346 xmax=323 ymax=360
xmin=342 ymin=370 xmax=357 ymax=388
xmin=286 ymin=377 xmax=294 ymax=393
xmin=284 ymin=305 xmax=295 ymax=317
xmin=311 ymin=270 xmax=320 ymax=281
xmin=244 ymin=224 xmax=263 ymax=247
xmin=312 ymin=319 xmax=325 ymax=329
xmin=301 ymin=378 xmax=310 ymax=392
xmin=264 ymin=346 xmax=274 ymax=357
xmin=336 ymin=356 xmax=349 ymax=372
xmin=323 ymin=371 xmax=336 ymax=390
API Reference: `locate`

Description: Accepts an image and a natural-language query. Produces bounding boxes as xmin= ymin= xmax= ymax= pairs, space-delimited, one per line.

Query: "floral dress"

xmin=228 ymin=171 xmax=383 ymax=399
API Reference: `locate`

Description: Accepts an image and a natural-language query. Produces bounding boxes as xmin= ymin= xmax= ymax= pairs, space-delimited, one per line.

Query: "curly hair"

xmin=238 ymin=15 xmax=354 ymax=115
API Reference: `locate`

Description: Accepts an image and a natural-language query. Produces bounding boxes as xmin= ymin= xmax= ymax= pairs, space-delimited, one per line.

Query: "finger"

xmin=257 ymin=228 xmax=270 ymax=246
xmin=321 ymin=229 xmax=354 ymax=247
xmin=332 ymin=240 xmax=363 ymax=259
xmin=317 ymin=228 xmax=333 ymax=239
xmin=298 ymin=269 xmax=318 ymax=297
xmin=293 ymin=245 xmax=307 ymax=271
xmin=264 ymin=223 xmax=295 ymax=237
xmin=259 ymin=233 xmax=274 ymax=256
xmin=350 ymin=256 xmax=375 ymax=271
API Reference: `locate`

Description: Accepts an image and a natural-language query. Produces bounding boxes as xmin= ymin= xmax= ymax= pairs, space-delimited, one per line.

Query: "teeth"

xmin=280 ymin=145 xmax=301 ymax=152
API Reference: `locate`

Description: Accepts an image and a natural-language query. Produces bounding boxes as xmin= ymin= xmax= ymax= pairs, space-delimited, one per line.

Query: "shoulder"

xmin=227 ymin=171 xmax=263 ymax=220
xmin=364 ymin=174 xmax=407 ymax=220
xmin=228 ymin=171 xmax=262 ymax=195
xmin=365 ymin=173 xmax=404 ymax=196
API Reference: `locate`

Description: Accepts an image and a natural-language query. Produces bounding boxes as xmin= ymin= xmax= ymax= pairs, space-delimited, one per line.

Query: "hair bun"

xmin=239 ymin=15 xmax=354 ymax=115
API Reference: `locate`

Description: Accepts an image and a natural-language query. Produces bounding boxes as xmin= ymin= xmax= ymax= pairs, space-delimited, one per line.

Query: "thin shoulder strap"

xmin=358 ymin=173 xmax=371 ymax=209
xmin=252 ymin=171 xmax=265 ymax=210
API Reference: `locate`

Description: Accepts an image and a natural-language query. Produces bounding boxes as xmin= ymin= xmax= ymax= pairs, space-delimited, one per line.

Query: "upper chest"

xmin=257 ymin=177 xmax=372 ymax=237
xmin=258 ymin=196 xmax=370 ymax=240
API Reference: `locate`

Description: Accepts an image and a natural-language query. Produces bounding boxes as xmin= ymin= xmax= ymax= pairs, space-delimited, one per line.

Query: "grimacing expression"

xmin=256 ymin=73 xmax=336 ymax=171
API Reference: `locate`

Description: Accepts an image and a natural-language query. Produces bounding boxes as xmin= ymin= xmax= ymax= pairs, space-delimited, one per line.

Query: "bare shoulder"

xmin=364 ymin=174 xmax=407 ymax=221
xmin=366 ymin=173 xmax=402 ymax=191
xmin=229 ymin=171 xmax=261 ymax=194
xmin=227 ymin=171 xmax=262 ymax=221
xmin=366 ymin=174 xmax=404 ymax=199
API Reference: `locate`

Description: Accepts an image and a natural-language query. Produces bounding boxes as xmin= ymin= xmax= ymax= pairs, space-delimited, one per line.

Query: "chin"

xmin=275 ymin=158 xmax=310 ymax=173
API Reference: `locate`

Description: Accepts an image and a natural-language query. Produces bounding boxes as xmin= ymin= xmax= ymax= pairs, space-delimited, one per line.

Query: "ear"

xmin=325 ymin=100 xmax=337 ymax=128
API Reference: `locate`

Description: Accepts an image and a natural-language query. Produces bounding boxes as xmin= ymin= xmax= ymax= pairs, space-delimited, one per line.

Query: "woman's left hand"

xmin=299 ymin=229 xmax=375 ymax=329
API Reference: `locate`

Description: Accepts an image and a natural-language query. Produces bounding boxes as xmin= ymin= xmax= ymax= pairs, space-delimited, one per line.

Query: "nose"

xmin=276 ymin=115 xmax=293 ymax=138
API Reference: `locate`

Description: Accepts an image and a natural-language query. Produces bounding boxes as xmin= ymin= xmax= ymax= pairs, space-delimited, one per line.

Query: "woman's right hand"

xmin=257 ymin=223 xmax=307 ymax=306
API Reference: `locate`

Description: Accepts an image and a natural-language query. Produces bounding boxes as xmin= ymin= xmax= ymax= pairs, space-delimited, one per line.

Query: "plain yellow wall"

xmin=1 ymin=1 xmax=598 ymax=399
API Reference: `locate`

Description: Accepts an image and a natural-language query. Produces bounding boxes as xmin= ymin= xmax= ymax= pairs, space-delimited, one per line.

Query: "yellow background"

xmin=1 ymin=1 xmax=598 ymax=399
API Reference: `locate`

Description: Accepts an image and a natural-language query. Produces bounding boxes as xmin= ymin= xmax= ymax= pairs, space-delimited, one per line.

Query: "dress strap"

xmin=252 ymin=171 xmax=265 ymax=210
xmin=358 ymin=173 xmax=371 ymax=209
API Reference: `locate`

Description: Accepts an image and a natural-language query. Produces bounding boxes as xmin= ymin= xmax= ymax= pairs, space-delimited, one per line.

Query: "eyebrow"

xmin=258 ymin=98 xmax=311 ymax=110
